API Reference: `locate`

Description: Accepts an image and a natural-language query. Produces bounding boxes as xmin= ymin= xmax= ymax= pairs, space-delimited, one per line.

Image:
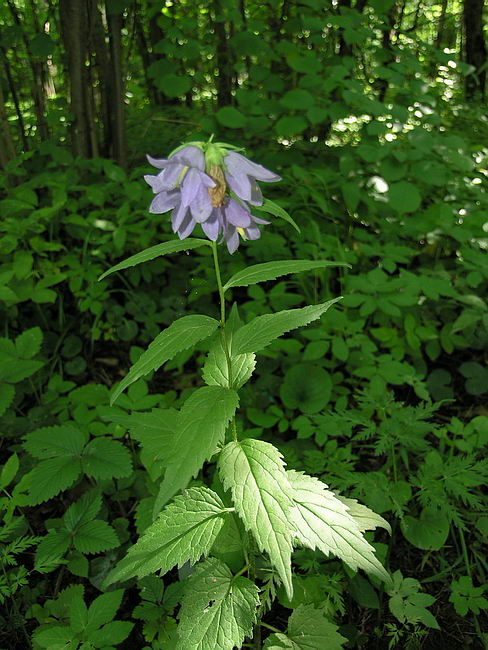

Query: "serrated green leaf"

xmin=338 ymin=497 xmax=391 ymax=534
xmin=219 ymin=439 xmax=294 ymax=598
xmin=0 ymin=383 xmax=15 ymax=417
xmin=286 ymin=471 xmax=390 ymax=584
xmin=154 ymin=387 xmax=239 ymax=513
xmin=111 ymin=315 xmax=219 ymax=404
xmin=98 ymin=238 xmax=210 ymax=280
xmin=0 ymin=453 xmax=19 ymax=489
xmin=232 ymin=299 xmax=341 ymax=355
xmin=74 ymin=520 xmax=119 ymax=554
xmin=69 ymin=593 xmax=89 ymax=634
xmin=15 ymin=327 xmax=43 ymax=358
xmin=90 ymin=620 xmax=134 ymax=646
xmin=87 ymin=589 xmax=124 ymax=630
xmin=202 ymin=334 xmax=256 ymax=390
xmin=128 ymin=408 xmax=178 ymax=480
xmin=104 ymin=487 xmax=227 ymax=586
xmin=35 ymin=529 xmax=71 ymax=571
xmin=64 ymin=490 xmax=102 ymax=532
xmin=264 ymin=604 xmax=346 ymax=650
xmin=32 ymin=625 xmax=73 ymax=649
xmin=254 ymin=198 xmax=300 ymax=233
xmin=26 ymin=456 xmax=82 ymax=504
xmin=23 ymin=424 xmax=87 ymax=459
xmin=82 ymin=437 xmax=132 ymax=480
xmin=223 ymin=261 xmax=346 ymax=292
xmin=176 ymin=557 xmax=259 ymax=650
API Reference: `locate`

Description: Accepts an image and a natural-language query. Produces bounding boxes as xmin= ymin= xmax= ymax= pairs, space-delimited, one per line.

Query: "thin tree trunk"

xmin=212 ymin=0 xmax=233 ymax=107
xmin=0 ymin=81 xmax=16 ymax=170
xmin=59 ymin=0 xmax=91 ymax=158
xmin=5 ymin=0 xmax=49 ymax=140
xmin=429 ymin=0 xmax=449 ymax=78
xmin=106 ymin=2 xmax=127 ymax=168
xmin=463 ymin=0 xmax=486 ymax=99
xmin=0 ymin=44 xmax=28 ymax=151
xmin=88 ymin=0 xmax=111 ymax=156
xmin=377 ymin=1 xmax=399 ymax=102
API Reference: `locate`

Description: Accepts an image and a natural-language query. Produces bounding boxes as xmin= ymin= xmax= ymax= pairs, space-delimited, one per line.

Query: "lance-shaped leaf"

xmin=111 ymin=315 xmax=219 ymax=404
xmin=103 ymin=487 xmax=228 ymax=587
xmin=254 ymin=198 xmax=300 ymax=233
xmin=262 ymin=604 xmax=347 ymax=650
xmin=203 ymin=333 xmax=256 ymax=390
xmin=223 ymin=260 xmax=348 ymax=292
xmin=219 ymin=439 xmax=294 ymax=598
xmin=286 ymin=471 xmax=390 ymax=584
xmin=99 ymin=238 xmax=210 ymax=280
xmin=128 ymin=408 xmax=178 ymax=481
xmin=177 ymin=557 xmax=259 ymax=650
xmin=154 ymin=386 xmax=239 ymax=514
xmin=232 ymin=299 xmax=341 ymax=356
xmin=337 ymin=497 xmax=391 ymax=534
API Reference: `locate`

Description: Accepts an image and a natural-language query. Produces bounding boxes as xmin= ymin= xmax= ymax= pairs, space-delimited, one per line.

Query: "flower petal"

xmin=189 ymin=184 xmax=213 ymax=223
xmin=225 ymin=151 xmax=281 ymax=182
xmin=181 ymin=168 xmax=201 ymax=207
xmin=149 ymin=189 xmax=180 ymax=214
xmin=173 ymin=145 xmax=205 ymax=171
xmin=225 ymin=170 xmax=252 ymax=201
xmin=201 ymin=211 xmax=221 ymax=241
xmin=249 ymin=181 xmax=263 ymax=206
xmin=225 ymin=227 xmax=240 ymax=254
xmin=146 ymin=154 xmax=169 ymax=169
xmin=177 ymin=212 xmax=197 ymax=239
xmin=225 ymin=199 xmax=252 ymax=227
xmin=171 ymin=201 xmax=189 ymax=232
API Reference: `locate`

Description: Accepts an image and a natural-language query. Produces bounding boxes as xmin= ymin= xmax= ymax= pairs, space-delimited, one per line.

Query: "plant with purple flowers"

xmin=144 ymin=139 xmax=283 ymax=253
xmin=99 ymin=139 xmax=391 ymax=649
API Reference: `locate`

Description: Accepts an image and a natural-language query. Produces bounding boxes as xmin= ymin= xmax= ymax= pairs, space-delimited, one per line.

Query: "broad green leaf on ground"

xmin=82 ymin=437 xmax=132 ymax=479
xmin=98 ymin=238 xmax=210 ymax=280
xmin=223 ymin=260 xmax=347 ymax=292
xmin=103 ymin=487 xmax=228 ymax=586
xmin=400 ymin=506 xmax=449 ymax=550
xmin=23 ymin=424 xmax=87 ymax=459
xmin=32 ymin=625 xmax=74 ymax=649
xmin=232 ymin=299 xmax=341 ymax=355
xmin=263 ymin=604 xmax=347 ymax=650
xmin=280 ymin=364 xmax=332 ymax=413
xmin=64 ymin=490 xmax=103 ymax=532
xmin=16 ymin=326 xmax=43 ymax=358
xmin=219 ymin=438 xmax=294 ymax=598
xmin=86 ymin=589 xmax=125 ymax=629
xmin=254 ymin=198 xmax=300 ymax=233
xmin=73 ymin=520 xmax=119 ymax=554
xmin=176 ymin=557 xmax=259 ymax=650
xmin=154 ymin=386 xmax=239 ymax=514
xmin=0 ymin=452 xmax=19 ymax=489
xmin=23 ymin=425 xmax=87 ymax=503
xmin=286 ymin=471 xmax=390 ymax=584
xmin=111 ymin=315 xmax=219 ymax=404
xmin=128 ymin=408 xmax=179 ymax=480
xmin=202 ymin=333 xmax=255 ymax=390
xmin=338 ymin=497 xmax=391 ymax=534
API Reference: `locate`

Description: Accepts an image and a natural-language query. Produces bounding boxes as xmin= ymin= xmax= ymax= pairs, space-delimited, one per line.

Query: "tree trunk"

xmin=106 ymin=2 xmax=127 ymax=168
xmin=0 ymin=80 xmax=16 ymax=170
xmin=463 ymin=0 xmax=486 ymax=99
xmin=0 ymin=43 xmax=28 ymax=151
xmin=59 ymin=0 xmax=92 ymax=158
xmin=6 ymin=0 xmax=49 ymax=140
xmin=212 ymin=0 xmax=233 ymax=107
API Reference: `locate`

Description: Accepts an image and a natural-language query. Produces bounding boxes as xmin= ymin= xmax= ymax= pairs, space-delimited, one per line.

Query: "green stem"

xmin=260 ymin=621 xmax=282 ymax=634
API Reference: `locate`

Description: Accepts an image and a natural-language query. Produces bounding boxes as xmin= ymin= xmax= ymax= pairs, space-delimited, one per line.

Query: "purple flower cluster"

xmin=144 ymin=144 xmax=280 ymax=253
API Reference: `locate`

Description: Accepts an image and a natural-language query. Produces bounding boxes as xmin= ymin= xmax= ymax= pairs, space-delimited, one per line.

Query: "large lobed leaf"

xmin=232 ymin=299 xmax=341 ymax=355
xmin=286 ymin=471 xmax=391 ymax=584
xmin=154 ymin=386 xmax=239 ymax=513
xmin=223 ymin=260 xmax=348 ymax=292
xmin=98 ymin=238 xmax=210 ymax=280
xmin=219 ymin=438 xmax=294 ymax=598
xmin=103 ymin=487 xmax=228 ymax=586
xmin=111 ymin=315 xmax=219 ymax=404
xmin=177 ymin=557 xmax=259 ymax=650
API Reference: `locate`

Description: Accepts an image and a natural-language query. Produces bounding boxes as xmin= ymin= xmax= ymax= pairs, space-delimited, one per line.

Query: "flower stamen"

xmin=208 ymin=164 xmax=227 ymax=207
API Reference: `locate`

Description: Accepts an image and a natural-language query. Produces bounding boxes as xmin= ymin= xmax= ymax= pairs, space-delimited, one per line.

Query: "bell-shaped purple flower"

xmin=144 ymin=141 xmax=280 ymax=254
xmin=223 ymin=151 xmax=281 ymax=206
